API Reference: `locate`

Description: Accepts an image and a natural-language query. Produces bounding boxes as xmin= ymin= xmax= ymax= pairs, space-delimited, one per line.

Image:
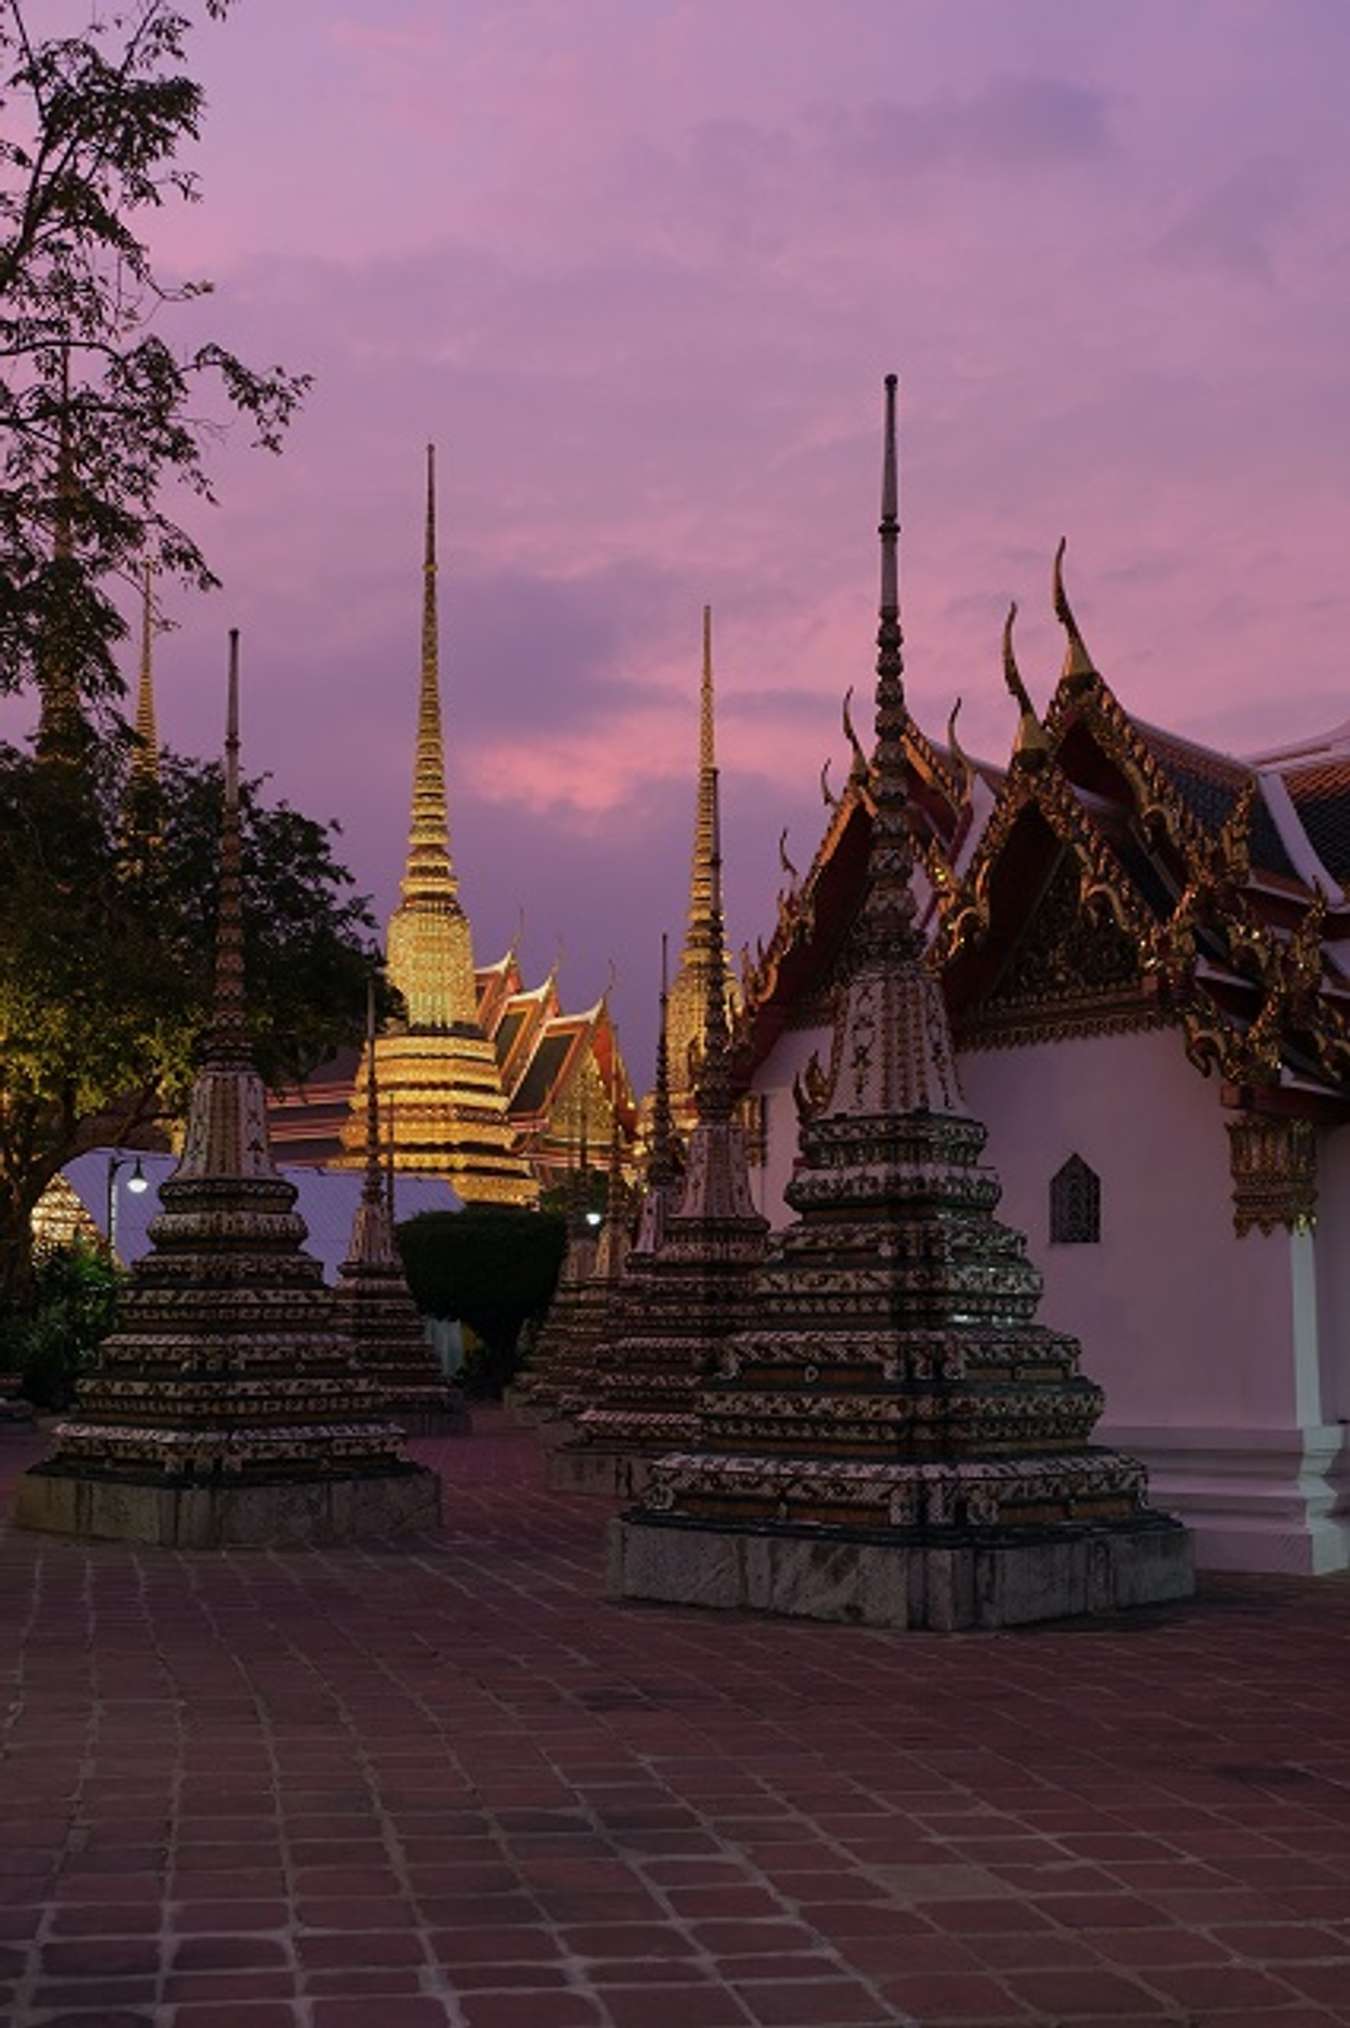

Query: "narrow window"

xmin=1050 ymin=1154 xmax=1101 ymax=1245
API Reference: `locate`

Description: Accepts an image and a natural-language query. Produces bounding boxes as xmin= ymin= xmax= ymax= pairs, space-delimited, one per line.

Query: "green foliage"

xmin=538 ymin=1167 xmax=608 ymax=1220
xmin=0 ymin=0 xmax=308 ymax=711
xmin=0 ymin=735 xmax=392 ymax=1305
xmin=396 ymin=1208 xmax=566 ymax=1396
xmin=0 ymin=1242 xmax=122 ymax=1409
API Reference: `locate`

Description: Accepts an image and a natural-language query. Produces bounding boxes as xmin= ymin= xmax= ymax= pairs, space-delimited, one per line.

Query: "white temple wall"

xmin=1314 ymin=1123 xmax=1350 ymax=1425
xmin=749 ymin=1021 xmax=1350 ymax=1575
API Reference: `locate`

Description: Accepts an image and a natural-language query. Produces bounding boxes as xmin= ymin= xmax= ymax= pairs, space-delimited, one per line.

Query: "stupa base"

xmin=15 ymin=1461 xmax=443 ymax=1549
xmin=609 ymin=1513 xmax=1194 ymax=1631
xmin=549 ymin=1444 xmax=653 ymax=1500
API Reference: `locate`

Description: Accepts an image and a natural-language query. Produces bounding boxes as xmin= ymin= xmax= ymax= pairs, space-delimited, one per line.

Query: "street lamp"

xmin=106 ymin=1154 xmax=148 ymax=1263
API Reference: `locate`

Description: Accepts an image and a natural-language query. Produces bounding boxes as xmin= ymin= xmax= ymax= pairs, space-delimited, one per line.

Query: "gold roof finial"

xmin=842 ymin=686 xmax=871 ymax=784
xmin=1053 ymin=537 xmax=1096 ymax=685
xmin=400 ymin=442 xmax=459 ymax=910
xmin=778 ymin=827 xmax=799 ymax=886
xmin=1002 ymin=602 xmax=1051 ymax=761
xmin=820 ymin=756 xmax=838 ymax=810
xmin=946 ymin=696 xmax=977 ymax=810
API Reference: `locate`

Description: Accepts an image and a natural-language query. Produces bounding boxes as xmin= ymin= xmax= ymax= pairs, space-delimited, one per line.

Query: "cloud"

xmin=1153 ymin=156 xmax=1302 ymax=281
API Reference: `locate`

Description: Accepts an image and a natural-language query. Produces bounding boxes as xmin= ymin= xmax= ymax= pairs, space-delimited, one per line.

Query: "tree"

xmin=397 ymin=1208 xmax=567 ymax=1395
xmin=0 ymin=1 xmax=308 ymax=716
xmin=0 ymin=733 xmax=390 ymax=1307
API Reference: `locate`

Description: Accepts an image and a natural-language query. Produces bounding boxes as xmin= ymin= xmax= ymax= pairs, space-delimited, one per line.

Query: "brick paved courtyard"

xmin=2 ymin=1413 xmax=1349 ymax=2028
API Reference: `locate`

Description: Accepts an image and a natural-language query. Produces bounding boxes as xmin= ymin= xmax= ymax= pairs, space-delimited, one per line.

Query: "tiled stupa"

xmin=553 ymin=815 xmax=769 ymax=1499
xmin=610 ymin=378 xmax=1194 ymax=1629
xmin=506 ymin=1144 xmax=600 ymax=1425
xmin=333 ymin=990 xmax=470 ymax=1436
xmin=532 ymin=1116 xmax=632 ymax=1446
xmin=16 ymin=638 xmax=442 ymax=1548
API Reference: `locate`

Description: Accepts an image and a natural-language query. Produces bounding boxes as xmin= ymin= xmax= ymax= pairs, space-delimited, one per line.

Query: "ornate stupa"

xmin=338 ymin=446 xmax=536 ymax=1205
xmin=505 ymin=1119 xmax=600 ymax=1425
xmin=610 ymin=378 xmax=1194 ymax=1628
xmin=533 ymin=1110 xmax=636 ymax=1440
xmin=553 ymin=788 xmax=769 ymax=1498
xmin=333 ymin=988 xmax=470 ymax=1435
xmin=665 ymin=606 xmax=738 ymax=1132
xmin=16 ymin=636 xmax=442 ymax=1547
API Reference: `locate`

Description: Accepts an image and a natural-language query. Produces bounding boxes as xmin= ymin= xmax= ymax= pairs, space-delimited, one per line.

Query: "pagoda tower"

xmin=339 ymin=446 xmax=536 ymax=1205
xmin=665 ymin=606 xmax=738 ymax=1132
xmin=527 ymin=1112 xmax=632 ymax=1440
xmin=610 ymin=378 xmax=1193 ymax=1628
xmin=333 ymin=988 xmax=470 ymax=1435
xmin=16 ymin=636 xmax=442 ymax=1547
xmin=553 ymin=791 xmax=769 ymax=1498
xmin=506 ymin=1113 xmax=599 ymax=1424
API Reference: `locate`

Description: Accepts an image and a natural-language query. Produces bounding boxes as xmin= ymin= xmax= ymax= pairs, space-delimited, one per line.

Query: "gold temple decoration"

xmin=1053 ymin=536 xmax=1097 ymax=687
xmin=339 ymin=446 xmax=536 ymax=1205
xmin=1228 ymin=1113 xmax=1318 ymax=1237
xmin=666 ymin=603 xmax=738 ymax=1129
xmin=1002 ymin=601 xmax=1052 ymax=762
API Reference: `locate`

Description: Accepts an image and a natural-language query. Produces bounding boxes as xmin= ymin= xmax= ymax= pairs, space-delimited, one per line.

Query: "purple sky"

xmin=34 ymin=2 xmax=1350 ymax=1069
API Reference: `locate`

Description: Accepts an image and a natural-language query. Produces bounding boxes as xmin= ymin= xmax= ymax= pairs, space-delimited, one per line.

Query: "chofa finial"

xmin=1053 ymin=537 xmax=1096 ymax=684
xmin=1002 ymin=602 xmax=1051 ymax=762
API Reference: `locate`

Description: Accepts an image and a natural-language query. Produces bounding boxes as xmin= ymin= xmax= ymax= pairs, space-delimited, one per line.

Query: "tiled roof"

xmin=510 ymin=1032 xmax=573 ymax=1118
xmin=1133 ymin=725 xmax=1298 ymax=882
xmin=1282 ymin=758 xmax=1350 ymax=881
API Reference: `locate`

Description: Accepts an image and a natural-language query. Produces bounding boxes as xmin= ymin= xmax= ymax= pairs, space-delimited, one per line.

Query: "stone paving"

xmin=2 ymin=1413 xmax=1350 ymax=2028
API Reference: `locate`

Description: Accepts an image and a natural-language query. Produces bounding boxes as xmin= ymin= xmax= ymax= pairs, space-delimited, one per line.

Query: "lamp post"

xmin=106 ymin=1153 xmax=148 ymax=1263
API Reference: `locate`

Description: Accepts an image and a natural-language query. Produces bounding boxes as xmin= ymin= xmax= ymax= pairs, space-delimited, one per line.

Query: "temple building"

xmin=731 ymin=541 xmax=1350 ymax=1579
xmin=474 ymin=950 xmax=638 ymax=1189
xmin=335 ymin=448 xmax=536 ymax=1206
xmin=665 ymin=606 xmax=739 ymax=1132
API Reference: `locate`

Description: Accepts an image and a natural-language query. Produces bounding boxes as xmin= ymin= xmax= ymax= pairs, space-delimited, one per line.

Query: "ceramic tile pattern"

xmin=2 ymin=1412 xmax=1349 ymax=2027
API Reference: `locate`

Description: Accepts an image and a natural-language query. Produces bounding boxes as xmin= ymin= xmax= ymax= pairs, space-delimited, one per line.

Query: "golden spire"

xmin=400 ymin=442 xmax=459 ymax=911
xmin=683 ymin=603 xmax=719 ymax=953
xmin=1002 ymin=601 xmax=1051 ymax=761
xmin=1053 ymin=537 xmax=1096 ymax=684
xmin=131 ymin=559 xmax=159 ymax=787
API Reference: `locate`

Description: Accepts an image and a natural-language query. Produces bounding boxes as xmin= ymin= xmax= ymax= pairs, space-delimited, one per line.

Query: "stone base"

xmin=14 ymin=1463 xmax=443 ymax=1550
xmin=549 ymin=1444 xmax=652 ymax=1500
xmin=609 ymin=1513 xmax=1194 ymax=1631
xmin=1102 ymin=1419 xmax=1350 ymax=1576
